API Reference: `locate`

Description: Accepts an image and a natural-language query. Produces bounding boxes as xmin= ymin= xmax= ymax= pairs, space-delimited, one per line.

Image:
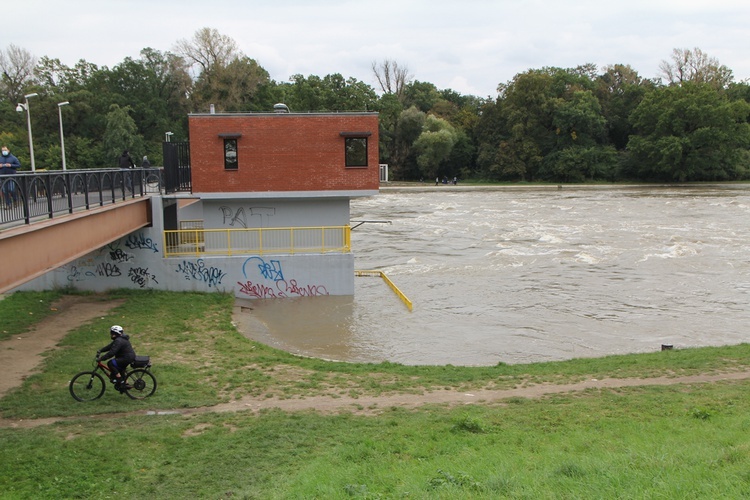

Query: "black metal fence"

xmin=163 ymin=142 xmax=191 ymax=194
xmin=0 ymin=168 xmax=163 ymax=228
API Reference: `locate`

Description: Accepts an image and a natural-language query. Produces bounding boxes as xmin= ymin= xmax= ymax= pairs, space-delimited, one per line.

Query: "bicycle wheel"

xmin=124 ymin=369 xmax=157 ymax=400
xmin=69 ymin=371 xmax=106 ymax=401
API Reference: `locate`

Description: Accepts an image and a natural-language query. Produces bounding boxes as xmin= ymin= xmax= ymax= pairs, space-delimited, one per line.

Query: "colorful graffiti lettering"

xmin=242 ymin=256 xmax=284 ymax=281
xmin=128 ymin=267 xmax=158 ymax=288
xmin=237 ymin=279 xmax=328 ymax=299
xmin=176 ymin=259 xmax=227 ymax=288
xmin=125 ymin=232 xmax=159 ymax=253
xmin=283 ymin=279 xmax=329 ymax=297
xmin=237 ymin=280 xmax=278 ymax=299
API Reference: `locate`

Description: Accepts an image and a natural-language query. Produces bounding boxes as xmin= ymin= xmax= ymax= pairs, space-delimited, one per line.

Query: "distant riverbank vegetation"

xmin=1 ymin=29 xmax=748 ymax=183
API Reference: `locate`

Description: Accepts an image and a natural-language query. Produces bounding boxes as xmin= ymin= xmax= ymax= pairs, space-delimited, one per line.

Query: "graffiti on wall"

xmin=242 ymin=256 xmax=284 ymax=282
xmin=125 ymin=232 xmax=159 ymax=253
xmin=237 ymin=256 xmax=329 ymax=299
xmin=128 ymin=267 xmax=159 ymax=288
xmin=219 ymin=206 xmax=276 ymax=228
xmin=175 ymin=259 xmax=227 ymax=288
xmin=61 ymin=234 xmax=160 ymax=288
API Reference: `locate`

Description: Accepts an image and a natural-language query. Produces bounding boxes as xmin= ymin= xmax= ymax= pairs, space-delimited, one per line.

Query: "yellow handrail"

xmin=355 ymin=270 xmax=413 ymax=311
xmin=163 ymin=225 xmax=351 ymax=257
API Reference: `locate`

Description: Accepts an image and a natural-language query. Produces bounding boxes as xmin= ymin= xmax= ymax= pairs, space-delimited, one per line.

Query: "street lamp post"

xmin=57 ymin=101 xmax=70 ymax=170
xmin=16 ymin=93 xmax=38 ymax=171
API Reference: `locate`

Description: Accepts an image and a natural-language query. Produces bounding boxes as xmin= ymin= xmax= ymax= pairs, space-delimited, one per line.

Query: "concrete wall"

xmin=17 ymin=196 xmax=354 ymax=299
xmin=199 ymin=198 xmax=350 ymax=229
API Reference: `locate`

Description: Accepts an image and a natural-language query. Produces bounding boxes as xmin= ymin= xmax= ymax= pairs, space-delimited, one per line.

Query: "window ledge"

xmin=339 ymin=131 xmax=372 ymax=137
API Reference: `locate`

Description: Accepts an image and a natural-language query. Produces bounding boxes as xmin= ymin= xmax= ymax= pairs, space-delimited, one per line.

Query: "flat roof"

xmin=189 ymin=111 xmax=378 ymax=117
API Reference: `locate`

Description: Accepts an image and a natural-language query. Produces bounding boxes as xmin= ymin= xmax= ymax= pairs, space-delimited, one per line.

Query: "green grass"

xmin=0 ymin=290 xmax=66 ymax=341
xmin=2 ymin=290 xmax=750 ymax=498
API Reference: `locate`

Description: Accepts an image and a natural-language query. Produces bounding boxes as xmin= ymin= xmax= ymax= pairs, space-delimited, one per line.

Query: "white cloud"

xmin=5 ymin=0 xmax=750 ymax=97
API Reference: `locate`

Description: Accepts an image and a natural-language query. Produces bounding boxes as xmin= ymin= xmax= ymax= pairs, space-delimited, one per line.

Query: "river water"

xmin=236 ymin=185 xmax=750 ymax=366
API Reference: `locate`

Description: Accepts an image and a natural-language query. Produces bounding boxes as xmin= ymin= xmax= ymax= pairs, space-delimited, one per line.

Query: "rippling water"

xmin=236 ymin=185 xmax=750 ymax=365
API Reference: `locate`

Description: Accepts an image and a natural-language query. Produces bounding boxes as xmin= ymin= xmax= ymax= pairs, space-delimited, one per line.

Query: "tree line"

xmin=1 ymin=29 xmax=748 ymax=183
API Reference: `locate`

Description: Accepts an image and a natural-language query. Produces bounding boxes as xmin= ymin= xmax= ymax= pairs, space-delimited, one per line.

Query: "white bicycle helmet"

xmin=110 ymin=325 xmax=124 ymax=336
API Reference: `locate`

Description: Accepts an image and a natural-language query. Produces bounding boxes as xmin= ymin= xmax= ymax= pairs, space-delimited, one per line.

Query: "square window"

xmin=345 ymin=137 xmax=368 ymax=167
xmin=224 ymin=139 xmax=238 ymax=170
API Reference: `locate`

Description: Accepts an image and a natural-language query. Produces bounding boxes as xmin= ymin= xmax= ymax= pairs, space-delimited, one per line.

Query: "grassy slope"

xmin=1 ymin=290 xmax=749 ymax=498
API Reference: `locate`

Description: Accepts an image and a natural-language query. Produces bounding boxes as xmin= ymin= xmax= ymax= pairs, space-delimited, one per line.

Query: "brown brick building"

xmin=188 ymin=111 xmax=380 ymax=194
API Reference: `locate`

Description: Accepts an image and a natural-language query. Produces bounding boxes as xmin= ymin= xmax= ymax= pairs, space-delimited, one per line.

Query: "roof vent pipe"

xmin=210 ymin=104 xmax=215 ymax=114
xmin=273 ymin=103 xmax=290 ymax=113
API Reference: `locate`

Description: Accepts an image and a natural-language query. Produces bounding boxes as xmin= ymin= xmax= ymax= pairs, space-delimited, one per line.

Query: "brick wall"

xmin=188 ymin=113 xmax=380 ymax=193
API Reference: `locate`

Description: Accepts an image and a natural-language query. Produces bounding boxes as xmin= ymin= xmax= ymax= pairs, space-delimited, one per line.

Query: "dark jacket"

xmin=99 ymin=334 xmax=136 ymax=362
xmin=0 ymin=152 xmax=21 ymax=174
xmin=118 ymin=152 xmax=135 ymax=169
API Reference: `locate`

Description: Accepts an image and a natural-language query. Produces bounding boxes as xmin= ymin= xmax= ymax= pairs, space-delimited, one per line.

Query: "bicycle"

xmin=69 ymin=355 xmax=157 ymax=401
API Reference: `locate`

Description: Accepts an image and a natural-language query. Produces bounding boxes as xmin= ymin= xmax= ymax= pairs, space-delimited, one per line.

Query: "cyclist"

xmin=97 ymin=325 xmax=136 ymax=391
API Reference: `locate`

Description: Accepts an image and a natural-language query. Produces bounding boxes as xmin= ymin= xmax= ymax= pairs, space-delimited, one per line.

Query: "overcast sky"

xmin=6 ymin=0 xmax=750 ymax=97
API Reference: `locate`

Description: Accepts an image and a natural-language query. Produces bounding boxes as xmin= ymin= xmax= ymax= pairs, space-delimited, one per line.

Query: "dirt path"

xmin=2 ymin=296 xmax=750 ymax=429
xmin=0 ymin=295 xmax=125 ymax=398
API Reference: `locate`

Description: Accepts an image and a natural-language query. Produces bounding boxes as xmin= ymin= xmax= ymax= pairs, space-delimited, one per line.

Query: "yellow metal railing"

xmin=355 ymin=270 xmax=413 ymax=311
xmin=178 ymin=220 xmax=204 ymax=245
xmin=164 ymin=225 xmax=351 ymax=257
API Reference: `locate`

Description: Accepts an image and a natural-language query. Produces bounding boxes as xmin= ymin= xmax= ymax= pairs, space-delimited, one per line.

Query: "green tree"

xmin=404 ymin=80 xmax=441 ymax=112
xmin=595 ymin=64 xmax=655 ymax=150
xmin=284 ymin=73 xmax=376 ymax=112
xmin=628 ymin=82 xmax=750 ymax=181
xmin=174 ymin=27 xmax=269 ymax=113
xmin=413 ymin=115 xmax=459 ymax=178
xmin=102 ymin=104 xmax=142 ymax=165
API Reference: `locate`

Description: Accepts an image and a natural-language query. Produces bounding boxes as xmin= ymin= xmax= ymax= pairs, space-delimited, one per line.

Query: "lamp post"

xmin=15 ymin=93 xmax=38 ymax=171
xmin=165 ymin=131 xmax=174 ymax=142
xmin=58 ymin=101 xmax=70 ymax=170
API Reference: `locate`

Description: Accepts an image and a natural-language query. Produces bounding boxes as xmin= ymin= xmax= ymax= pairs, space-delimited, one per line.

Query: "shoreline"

xmin=378 ymin=181 xmax=750 ymax=192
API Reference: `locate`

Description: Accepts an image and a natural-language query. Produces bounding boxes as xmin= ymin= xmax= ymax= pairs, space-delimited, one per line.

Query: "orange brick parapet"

xmin=188 ymin=112 xmax=380 ymax=193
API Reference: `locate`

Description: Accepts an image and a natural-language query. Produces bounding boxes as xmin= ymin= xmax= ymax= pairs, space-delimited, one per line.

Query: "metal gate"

xmin=163 ymin=141 xmax=191 ymax=193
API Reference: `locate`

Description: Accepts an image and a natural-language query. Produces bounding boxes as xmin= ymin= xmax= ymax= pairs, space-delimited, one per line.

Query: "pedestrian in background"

xmin=118 ymin=150 xmax=135 ymax=169
xmin=0 ymin=145 xmax=21 ymax=208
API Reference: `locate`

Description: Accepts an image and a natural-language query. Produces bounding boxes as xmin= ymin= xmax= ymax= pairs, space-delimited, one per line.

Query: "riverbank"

xmin=378 ymin=181 xmax=750 ymax=192
xmin=2 ymin=291 xmax=750 ymax=497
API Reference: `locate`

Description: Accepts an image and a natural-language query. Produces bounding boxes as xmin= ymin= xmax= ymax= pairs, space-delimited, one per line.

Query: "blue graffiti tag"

xmin=125 ymin=233 xmax=159 ymax=253
xmin=242 ymin=256 xmax=284 ymax=282
xmin=176 ymin=259 xmax=227 ymax=288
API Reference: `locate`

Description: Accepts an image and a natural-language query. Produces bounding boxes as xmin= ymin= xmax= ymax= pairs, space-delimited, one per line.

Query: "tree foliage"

xmin=659 ymin=48 xmax=734 ymax=89
xmin=0 ymin=44 xmax=36 ymax=103
xmin=0 ymin=35 xmax=747 ymax=183
xmin=628 ymin=83 xmax=750 ymax=181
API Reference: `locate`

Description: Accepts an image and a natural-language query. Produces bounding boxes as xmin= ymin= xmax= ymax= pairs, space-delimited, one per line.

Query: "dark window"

xmin=345 ymin=137 xmax=368 ymax=167
xmin=224 ymin=139 xmax=238 ymax=170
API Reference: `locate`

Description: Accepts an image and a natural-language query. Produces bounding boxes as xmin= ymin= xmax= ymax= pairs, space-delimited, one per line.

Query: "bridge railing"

xmin=0 ymin=168 xmax=163 ymax=227
xmin=163 ymin=225 xmax=351 ymax=257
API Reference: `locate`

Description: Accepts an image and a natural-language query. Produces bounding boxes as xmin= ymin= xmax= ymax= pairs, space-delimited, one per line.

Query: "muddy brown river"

xmin=235 ymin=185 xmax=750 ymax=365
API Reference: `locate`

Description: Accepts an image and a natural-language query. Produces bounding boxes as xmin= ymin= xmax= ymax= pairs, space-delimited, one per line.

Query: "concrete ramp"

xmin=0 ymin=198 xmax=152 ymax=293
